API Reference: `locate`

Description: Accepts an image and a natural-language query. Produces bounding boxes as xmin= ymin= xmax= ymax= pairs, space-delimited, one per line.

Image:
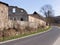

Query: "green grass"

xmin=0 ymin=26 xmax=51 ymax=42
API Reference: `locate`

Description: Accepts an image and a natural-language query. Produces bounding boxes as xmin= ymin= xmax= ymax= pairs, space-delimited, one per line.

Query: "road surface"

xmin=0 ymin=26 xmax=60 ymax=45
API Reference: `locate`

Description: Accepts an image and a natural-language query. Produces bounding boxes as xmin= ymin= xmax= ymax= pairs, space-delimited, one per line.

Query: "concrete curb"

xmin=0 ymin=27 xmax=52 ymax=44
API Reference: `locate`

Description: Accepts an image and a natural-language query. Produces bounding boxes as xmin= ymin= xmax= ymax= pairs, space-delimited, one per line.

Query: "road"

xmin=0 ymin=26 xmax=60 ymax=45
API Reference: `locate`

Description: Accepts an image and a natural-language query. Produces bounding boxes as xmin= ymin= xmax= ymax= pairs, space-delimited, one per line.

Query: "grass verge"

xmin=0 ymin=26 xmax=51 ymax=42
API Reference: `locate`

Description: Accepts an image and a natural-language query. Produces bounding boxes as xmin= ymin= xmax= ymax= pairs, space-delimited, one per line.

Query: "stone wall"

xmin=0 ymin=3 xmax=8 ymax=31
xmin=29 ymin=15 xmax=46 ymax=26
xmin=7 ymin=20 xmax=39 ymax=29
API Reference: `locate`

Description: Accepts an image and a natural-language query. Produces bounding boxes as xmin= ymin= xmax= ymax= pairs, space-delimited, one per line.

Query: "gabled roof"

xmin=33 ymin=11 xmax=38 ymax=14
xmin=0 ymin=1 xmax=9 ymax=6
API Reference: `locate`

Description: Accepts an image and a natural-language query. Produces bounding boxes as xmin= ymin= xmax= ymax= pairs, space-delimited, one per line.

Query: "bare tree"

xmin=40 ymin=5 xmax=54 ymax=25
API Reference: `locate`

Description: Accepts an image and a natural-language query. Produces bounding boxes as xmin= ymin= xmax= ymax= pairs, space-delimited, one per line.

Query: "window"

xmin=12 ymin=8 xmax=16 ymax=13
xmin=21 ymin=10 xmax=23 ymax=12
xmin=21 ymin=18 xmax=23 ymax=21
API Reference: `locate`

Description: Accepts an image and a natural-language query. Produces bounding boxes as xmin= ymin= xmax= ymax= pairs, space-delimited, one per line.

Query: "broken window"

xmin=21 ymin=10 xmax=23 ymax=12
xmin=21 ymin=18 xmax=24 ymax=21
xmin=12 ymin=8 xmax=16 ymax=13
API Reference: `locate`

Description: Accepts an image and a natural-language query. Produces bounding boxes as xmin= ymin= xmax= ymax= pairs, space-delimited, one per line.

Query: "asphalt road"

xmin=0 ymin=26 xmax=60 ymax=45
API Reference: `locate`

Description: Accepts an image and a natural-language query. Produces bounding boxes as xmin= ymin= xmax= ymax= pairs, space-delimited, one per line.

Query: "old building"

xmin=0 ymin=2 xmax=9 ymax=30
xmin=0 ymin=1 xmax=28 ymax=30
xmin=8 ymin=6 xmax=28 ymax=21
xmin=0 ymin=1 xmax=46 ymax=31
xmin=29 ymin=12 xmax=46 ymax=26
xmin=0 ymin=2 xmax=47 ymax=38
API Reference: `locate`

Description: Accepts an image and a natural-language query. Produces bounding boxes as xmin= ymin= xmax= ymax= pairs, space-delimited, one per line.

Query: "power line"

xmin=13 ymin=0 xmax=21 ymax=6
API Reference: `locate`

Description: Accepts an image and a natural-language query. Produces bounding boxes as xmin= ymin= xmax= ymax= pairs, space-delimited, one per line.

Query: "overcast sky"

xmin=0 ymin=0 xmax=60 ymax=16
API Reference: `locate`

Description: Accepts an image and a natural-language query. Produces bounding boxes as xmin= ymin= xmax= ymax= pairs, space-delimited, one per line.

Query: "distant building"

xmin=29 ymin=12 xmax=46 ymax=26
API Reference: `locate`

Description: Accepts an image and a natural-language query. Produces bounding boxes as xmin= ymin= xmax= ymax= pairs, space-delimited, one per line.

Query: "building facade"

xmin=8 ymin=6 xmax=28 ymax=21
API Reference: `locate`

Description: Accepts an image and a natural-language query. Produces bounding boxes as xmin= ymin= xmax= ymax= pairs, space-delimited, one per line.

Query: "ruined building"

xmin=8 ymin=6 xmax=28 ymax=21
xmin=0 ymin=2 xmax=47 ymax=38
xmin=0 ymin=2 xmax=28 ymax=30
xmin=0 ymin=2 xmax=46 ymax=31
